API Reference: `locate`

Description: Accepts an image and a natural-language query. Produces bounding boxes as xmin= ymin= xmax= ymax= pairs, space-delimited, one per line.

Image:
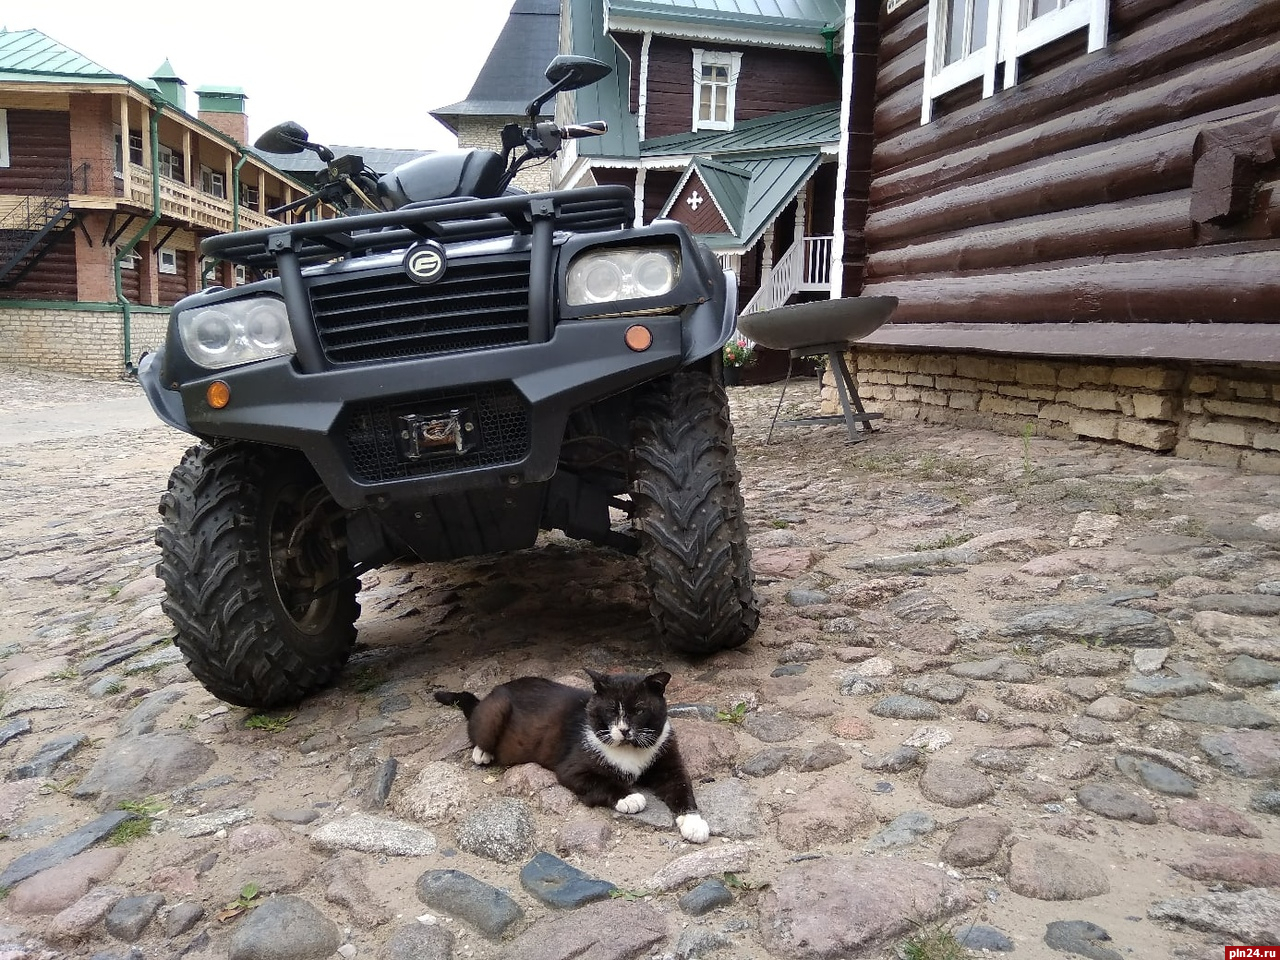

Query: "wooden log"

xmin=879 ymin=3 xmax=927 ymax=64
xmin=861 ymin=247 xmax=1280 ymax=324
xmin=867 ymin=194 xmax=1193 ymax=277
xmin=868 ymin=124 xmax=1200 ymax=242
xmin=875 ymin=0 xmax=1280 ymax=168
xmin=872 ymin=42 xmax=1280 ymax=206
xmin=875 ymin=37 xmax=924 ymax=101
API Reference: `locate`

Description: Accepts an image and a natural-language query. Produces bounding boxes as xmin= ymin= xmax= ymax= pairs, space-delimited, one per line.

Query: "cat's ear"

xmin=584 ymin=668 xmax=610 ymax=694
xmin=644 ymin=671 xmax=671 ymax=694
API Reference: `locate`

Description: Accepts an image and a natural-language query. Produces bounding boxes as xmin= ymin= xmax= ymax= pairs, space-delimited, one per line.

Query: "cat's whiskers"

xmin=584 ymin=719 xmax=672 ymax=779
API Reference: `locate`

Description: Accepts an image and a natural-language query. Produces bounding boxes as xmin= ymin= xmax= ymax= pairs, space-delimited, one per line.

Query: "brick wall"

xmin=454 ymin=117 xmax=553 ymax=194
xmin=826 ymin=348 xmax=1280 ymax=474
xmin=0 ymin=304 xmax=169 ymax=379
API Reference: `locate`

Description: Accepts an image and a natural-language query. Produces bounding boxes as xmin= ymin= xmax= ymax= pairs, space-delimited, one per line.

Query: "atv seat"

xmin=736 ymin=297 xmax=898 ymax=444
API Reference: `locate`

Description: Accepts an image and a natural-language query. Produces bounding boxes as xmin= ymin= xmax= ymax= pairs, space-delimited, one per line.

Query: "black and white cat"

xmin=434 ymin=669 xmax=710 ymax=843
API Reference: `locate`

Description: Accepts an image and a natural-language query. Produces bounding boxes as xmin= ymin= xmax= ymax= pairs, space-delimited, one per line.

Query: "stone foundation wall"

xmin=825 ymin=348 xmax=1280 ymax=474
xmin=0 ymin=304 xmax=169 ymax=380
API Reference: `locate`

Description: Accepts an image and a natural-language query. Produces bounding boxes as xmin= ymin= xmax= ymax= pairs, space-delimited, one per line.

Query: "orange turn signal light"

xmin=624 ymin=324 xmax=653 ymax=352
xmin=206 ymin=381 xmax=231 ymax=409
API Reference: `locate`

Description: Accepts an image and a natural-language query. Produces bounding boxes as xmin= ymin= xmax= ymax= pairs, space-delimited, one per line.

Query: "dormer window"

xmin=692 ymin=49 xmax=742 ymax=132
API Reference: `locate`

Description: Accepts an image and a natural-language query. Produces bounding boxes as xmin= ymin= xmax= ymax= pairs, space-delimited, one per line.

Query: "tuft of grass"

xmin=102 ymin=680 xmax=125 ymax=696
xmin=49 ymin=666 xmax=80 ymax=681
xmin=899 ymin=923 xmax=968 ymax=960
xmin=350 ymin=667 xmax=384 ymax=694
xmin=722 ymin=872 xmax=769 ymax=892
xmin=912 ymin=532 xmax=974 ymax=552
xmin=715 ymin=702 xmax=749 ymax=724
xmin=107 ymin=818 xmax=151 ymax=846
xmin=217 ymin=882 xmax=262 ymax=921
xmin=119 ymin=797 xmax=165 ymax=817
xmin=608 ymin=886 xmax=650 ymax=901
xmin=244 ymin=713 xmax=294 ymax=733
xmin=1021 ymin=422 xmax=1036 ymax=477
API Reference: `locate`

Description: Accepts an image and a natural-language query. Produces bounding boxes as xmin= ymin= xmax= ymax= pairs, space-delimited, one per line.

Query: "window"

xmin=112 ymin=127 xmax=145 ymax=174
xmin=234 ymin=264 xmax=247 ymax=285
xmin=201 ymin=166 xmax=226 ymax=199
xmin=158 ymin=249 xmax=178 ymax=275
xmin=0 ymin=109 xmax=9 ymax=168
xmin=240 ymin=185 xmax=260 ymax=211
xmin=692 ymin=49 xmax=742 ymax=132
xmin=118 ymin=248 xmax=139 ymax=270
xmin=158 ymin=145 xmax=184 ymax=182
xmin=922 ymin=0 xmax=1108 ymax=122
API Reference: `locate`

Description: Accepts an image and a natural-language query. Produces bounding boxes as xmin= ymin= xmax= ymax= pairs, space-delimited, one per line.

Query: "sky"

xmin=8 ymin=0 xmax=520 ymax=152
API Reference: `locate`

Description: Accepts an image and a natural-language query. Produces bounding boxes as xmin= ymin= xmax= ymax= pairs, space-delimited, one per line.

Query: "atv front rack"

xmin=201 ymin=186 xmax=636 ymax=270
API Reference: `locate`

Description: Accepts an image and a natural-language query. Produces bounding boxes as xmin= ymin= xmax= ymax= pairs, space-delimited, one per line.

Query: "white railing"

xmin=740 ymin=235 xmax=833 ymax=316
xmin=800 ymin=235 xmax=834 ymax=290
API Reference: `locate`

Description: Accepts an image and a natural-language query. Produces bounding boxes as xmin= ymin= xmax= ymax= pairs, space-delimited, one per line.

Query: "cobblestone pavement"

xmin=0 ymin=366 xmax=1278 ymax=960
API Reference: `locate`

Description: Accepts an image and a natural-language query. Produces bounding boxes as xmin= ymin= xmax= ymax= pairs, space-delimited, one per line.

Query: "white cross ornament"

xmin=686 ymin=190 xmax=704 ymax=211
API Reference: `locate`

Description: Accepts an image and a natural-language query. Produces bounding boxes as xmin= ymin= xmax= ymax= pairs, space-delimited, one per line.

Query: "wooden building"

xmin=830 ymin=0 xmax=1280 ymax=469
xmin=0 ymin=30 xmax=317 ymax=378
xmin=556 ymin=0 xmax=845 ymax=326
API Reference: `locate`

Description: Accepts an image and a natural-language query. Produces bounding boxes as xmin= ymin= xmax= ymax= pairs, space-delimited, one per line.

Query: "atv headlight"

xmin=177 ymin=297 xmax=296 ymax=370
xmin=566 ymin=246 xmax=681 ymax=308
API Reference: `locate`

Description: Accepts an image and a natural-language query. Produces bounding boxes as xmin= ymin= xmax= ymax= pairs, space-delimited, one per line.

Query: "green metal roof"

xmin=692 ymin=157 xmax=752 ymax=233
xmin=641 ymin=100 xmax=839 ymax=156
xmin=150 ymin=59 xmax=182 ymax=81
xmin=673 ymin=150 xmax=819 ymax=248
xmin=606 ymin=0 xmax=843 ymax=33
xmin=194 ymin=85 xmax=247 ymax=97
xmin=567 ymin=0 xmax=641 ymax=159
xmin=0 ymin=28 xmax=124 ymax=82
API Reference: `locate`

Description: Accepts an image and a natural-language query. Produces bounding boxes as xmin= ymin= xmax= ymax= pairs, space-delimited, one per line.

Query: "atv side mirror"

xmin=525 ymin=56 xmax=613 ymax=122
xmin=544 ymin=55 xmax=612 ymax=91
xmin=255 ymin=121 xmax=311 ymax=155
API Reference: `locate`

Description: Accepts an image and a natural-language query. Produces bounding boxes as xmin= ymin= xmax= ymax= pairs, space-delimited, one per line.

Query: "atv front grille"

xmin=309 ymin=254 xmax=532 ymax=365
xmin=343 ymin=386 xmax=531 ymax=483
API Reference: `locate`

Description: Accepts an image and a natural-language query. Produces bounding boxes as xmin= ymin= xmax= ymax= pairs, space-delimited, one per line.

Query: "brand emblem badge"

xmin=404 ymin=241 xmax=447 ymax=284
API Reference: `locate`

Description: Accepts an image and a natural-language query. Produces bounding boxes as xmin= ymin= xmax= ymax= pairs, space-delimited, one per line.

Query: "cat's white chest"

xmin=585 ymin=720 xmax=671 ymax=779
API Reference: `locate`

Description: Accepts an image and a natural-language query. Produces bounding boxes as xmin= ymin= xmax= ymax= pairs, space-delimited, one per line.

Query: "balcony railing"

xmin=741 ymin=235 xmax=833 ymax=317
xmin=126 ymin=165 xmax=280 ymax=233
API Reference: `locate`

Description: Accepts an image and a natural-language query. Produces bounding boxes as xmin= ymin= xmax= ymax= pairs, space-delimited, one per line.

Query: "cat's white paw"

xmin=615 ymin=792 xmax=647 ymax=814
xmin=472 ymin=746 xmax=495 ymax=766
xmin=676 ymin=813 xmax=710 ymax=844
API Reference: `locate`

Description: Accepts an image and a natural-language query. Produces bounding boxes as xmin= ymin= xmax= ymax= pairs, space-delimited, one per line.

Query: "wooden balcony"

xmin=125 ymin=166 xmax=280 ymax=233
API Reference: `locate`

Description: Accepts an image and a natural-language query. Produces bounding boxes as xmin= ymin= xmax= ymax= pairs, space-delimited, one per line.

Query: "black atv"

xmin=138 ymin=56 xmax=758 ymax=708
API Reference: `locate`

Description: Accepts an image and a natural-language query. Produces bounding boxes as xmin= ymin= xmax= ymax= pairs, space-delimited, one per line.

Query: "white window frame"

xmin=201 ymin=166 xmax=226 ymax=199
xmin=158 ymin=248 xmax=178 ymax=275
xmin=157 ymin=144 xmax=183 ymax=182
xmin=691 ymin=49 xmax=742 ymax=132
xmin=118 ymin=248 xmax=139 ymax=270
xmin=922 ymin=0 xmax=1108 ymax=123
xmin=0 ymin=109 xmax=10 ymax=168
xmin=1001 ymin=0 xmax=1109 ymax=88
xmin=921 ymin=0 xmax=1001 ymax=124
xmin=234 ymin=264 xmax=247 ymax=285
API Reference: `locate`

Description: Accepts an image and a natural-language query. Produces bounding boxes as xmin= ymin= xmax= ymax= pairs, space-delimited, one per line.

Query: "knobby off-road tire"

xmin=156 ymin=442 xmax=359 ymax=708
xmin=630 ymin=370 xmax=759 ymax=654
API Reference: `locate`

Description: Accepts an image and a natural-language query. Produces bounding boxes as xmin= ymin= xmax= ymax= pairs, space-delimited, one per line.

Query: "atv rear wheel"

xmin=156 ymin=442 xmax=359 ymax=708
xmin=630 ymin=370 xmax=759 ymax=655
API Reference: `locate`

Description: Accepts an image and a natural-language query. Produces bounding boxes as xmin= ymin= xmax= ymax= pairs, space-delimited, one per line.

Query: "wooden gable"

xmin=665 ymin=170 xmax=731 ymax=235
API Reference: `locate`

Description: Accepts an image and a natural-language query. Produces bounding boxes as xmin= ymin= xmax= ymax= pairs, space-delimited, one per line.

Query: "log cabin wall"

xmin=828 ymin=0 xmax=1280 ymax=472
xmin=852 ymin=0 xmax=1280 ymax=324
xmin=644 ymin=37 xmax=840 ymax=140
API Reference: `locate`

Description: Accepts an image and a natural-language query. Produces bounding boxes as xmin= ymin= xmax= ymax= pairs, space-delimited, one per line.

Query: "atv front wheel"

xmin=156 ymin=442 xmax=359 ymax=708
xmin=630 ymin=371 xmax=759 ymax=654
